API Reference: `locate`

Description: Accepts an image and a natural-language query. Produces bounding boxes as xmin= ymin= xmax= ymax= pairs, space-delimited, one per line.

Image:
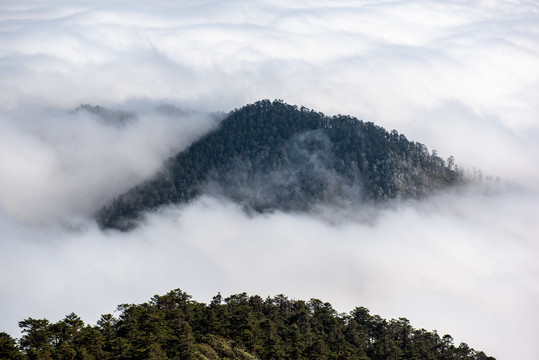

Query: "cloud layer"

xmin=0 ymin=103 xmax=220 ymax=224
xmin=2 ymin=0 xmax=538 ymax=181
xmin=2 ymin=190 xmax=538 ymax=359
xmin=1 ymin=0 xmax=539 ymax=358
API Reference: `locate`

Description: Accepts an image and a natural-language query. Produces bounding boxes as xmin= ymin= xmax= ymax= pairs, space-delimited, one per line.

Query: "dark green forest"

xmin=97 ymin=100 xmax=463 ymax=230
xmin=1 ymin=289 xmax=494 ymax=360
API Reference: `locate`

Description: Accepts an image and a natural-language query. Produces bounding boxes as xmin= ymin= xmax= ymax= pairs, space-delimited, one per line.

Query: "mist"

xmin=1 ymin=0 xmax=538 ymax=358
xmin=0 ymin=103 xmax=220 ymax=225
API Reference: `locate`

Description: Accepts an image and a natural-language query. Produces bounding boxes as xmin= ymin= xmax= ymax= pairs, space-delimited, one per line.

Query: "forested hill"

xmin=97 ymin=100 xmax=462 ymax=230
xmin=2 ymin=289 xmax=495 ymax=360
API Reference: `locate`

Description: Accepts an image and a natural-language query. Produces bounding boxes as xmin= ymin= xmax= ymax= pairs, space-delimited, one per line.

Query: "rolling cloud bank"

xmin=1 ymin=1 xmax=538 ymax=358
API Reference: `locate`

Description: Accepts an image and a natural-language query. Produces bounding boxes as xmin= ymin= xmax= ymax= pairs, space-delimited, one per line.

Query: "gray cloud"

xmin=1 ymin=0 xmax=538 ymax=358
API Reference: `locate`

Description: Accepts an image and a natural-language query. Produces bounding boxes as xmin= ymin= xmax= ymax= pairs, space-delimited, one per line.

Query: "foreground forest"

xmin=1 ymin=289 xmax=494 ymax=360
xmin=97 ymin=100 xmax=463 ymax=231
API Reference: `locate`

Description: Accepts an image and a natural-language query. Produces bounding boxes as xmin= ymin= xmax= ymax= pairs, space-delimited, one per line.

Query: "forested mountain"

xmin=1 ymin=289 xmax=494 ymax=360
xmin=74 ymin=104 xmax=135 ymax=126
xmin=97 ymin=100 xmax=463 ymax=230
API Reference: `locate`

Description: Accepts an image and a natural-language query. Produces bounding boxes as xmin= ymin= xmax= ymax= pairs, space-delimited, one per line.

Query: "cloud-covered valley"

xmin=1 ymin=1 xmax=539 ymax=358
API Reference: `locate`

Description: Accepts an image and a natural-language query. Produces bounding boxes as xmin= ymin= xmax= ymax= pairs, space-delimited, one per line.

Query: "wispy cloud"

xmin=0 ymin=104 xmax=219 ymax=224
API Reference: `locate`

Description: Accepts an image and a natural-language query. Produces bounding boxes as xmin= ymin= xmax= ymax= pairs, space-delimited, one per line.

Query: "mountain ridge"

xmin=96 ymin=100 xmax=463 ymax=230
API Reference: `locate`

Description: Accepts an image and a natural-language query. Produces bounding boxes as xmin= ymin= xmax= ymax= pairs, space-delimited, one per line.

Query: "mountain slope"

xmin=97 ymin=100 xmax=462 ymax=230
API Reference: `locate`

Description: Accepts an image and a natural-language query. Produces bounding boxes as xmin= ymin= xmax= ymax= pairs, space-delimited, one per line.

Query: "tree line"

xmin=1 ymin=289 xmax=494 ymax=360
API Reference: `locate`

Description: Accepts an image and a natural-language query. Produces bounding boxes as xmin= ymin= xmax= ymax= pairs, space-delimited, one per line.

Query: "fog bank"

xmin=1 ymin=0 xmax=539 ymax=358
xmin=1 ymin=189 xmax=538 ymax=359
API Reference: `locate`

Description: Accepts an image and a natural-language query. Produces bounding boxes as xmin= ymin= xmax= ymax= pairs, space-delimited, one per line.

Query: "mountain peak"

xmin=97 ymin=100 xmax=462 ymax=230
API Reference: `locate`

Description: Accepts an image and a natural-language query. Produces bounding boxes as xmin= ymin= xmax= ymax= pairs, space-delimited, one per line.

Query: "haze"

xmin=1 ymin=1 xmax=538 ymax=358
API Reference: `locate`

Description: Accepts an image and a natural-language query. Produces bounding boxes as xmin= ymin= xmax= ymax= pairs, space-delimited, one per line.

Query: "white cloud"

xmin=1 ymin=191 xmax=538 ymax=359
xmin=1 ymin=0 xmax=538 ymax=358
xmin=0 ymin=104 xmax=219 ymax=224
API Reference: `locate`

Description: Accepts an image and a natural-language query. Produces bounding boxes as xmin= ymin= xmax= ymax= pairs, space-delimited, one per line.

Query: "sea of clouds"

xmin=1 ymin=1 xmax=538 ymax=358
